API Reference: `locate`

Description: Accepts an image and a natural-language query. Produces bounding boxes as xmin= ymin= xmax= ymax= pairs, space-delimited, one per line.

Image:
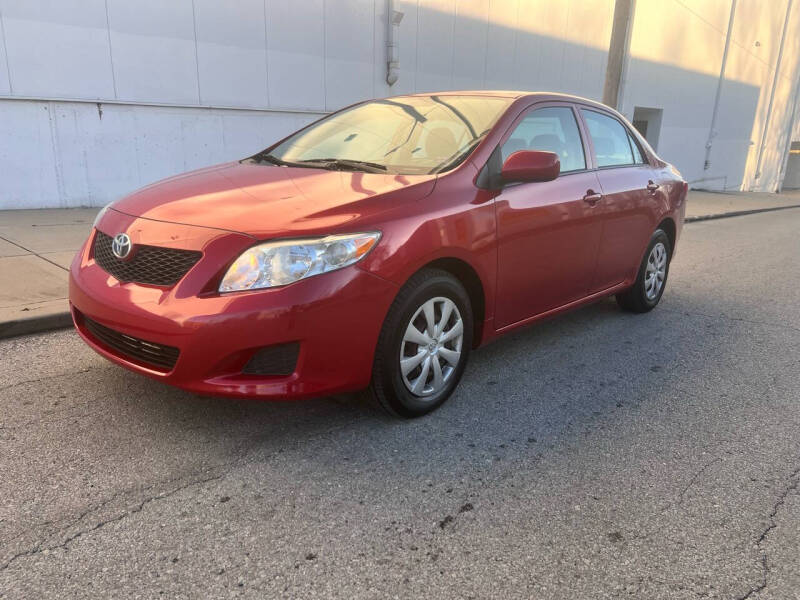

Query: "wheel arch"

xmin=657 ymin=217 xmax=676 ymax=252
xmin=411 ymin=257 xmax=487 ymax=347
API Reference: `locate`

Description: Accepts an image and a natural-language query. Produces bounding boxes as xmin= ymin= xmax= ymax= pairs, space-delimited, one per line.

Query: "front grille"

xmin=242 ymin=343 xmax=300 ymax=376
xmin=83 ymin=315 xmax=180 ymax=371
xmin=93 ymin=231 xmax=202 ymax=287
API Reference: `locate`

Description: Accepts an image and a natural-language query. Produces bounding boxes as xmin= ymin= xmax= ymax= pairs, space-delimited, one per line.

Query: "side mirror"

xmin=500 ymin=150 xmax=560 ymax=183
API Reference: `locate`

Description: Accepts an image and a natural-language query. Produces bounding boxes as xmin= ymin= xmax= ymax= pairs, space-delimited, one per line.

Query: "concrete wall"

xmin=0 ymin=0 xmax=798 ymax=209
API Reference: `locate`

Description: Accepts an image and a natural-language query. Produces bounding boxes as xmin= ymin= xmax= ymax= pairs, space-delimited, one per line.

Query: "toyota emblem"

xmin=111 ymin=233 xmax=132 ymax=259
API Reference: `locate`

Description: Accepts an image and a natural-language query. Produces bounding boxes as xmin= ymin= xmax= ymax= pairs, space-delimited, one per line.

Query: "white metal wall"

xmin=0 ymin=0 xmax=798 ymax=209
xmin=0 ymin=0 xmax=614 ymax=209
xmin=620 ymin=0 xmax=800 ymax=192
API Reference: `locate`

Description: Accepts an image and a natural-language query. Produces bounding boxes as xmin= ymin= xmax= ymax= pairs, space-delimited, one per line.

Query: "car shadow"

xmin=91 ymin=292 xmax=736 ymax=482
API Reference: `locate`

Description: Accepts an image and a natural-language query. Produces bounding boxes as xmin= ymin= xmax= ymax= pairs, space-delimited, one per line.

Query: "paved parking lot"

xmin=2 ymin=209 xmax=799 ymax=599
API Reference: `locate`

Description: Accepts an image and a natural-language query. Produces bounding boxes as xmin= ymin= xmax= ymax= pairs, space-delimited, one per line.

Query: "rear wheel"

xmin=370 ymin=269 xmax=473 ymax=418
xmin=616 ymin=229 xmax=671 ymax=313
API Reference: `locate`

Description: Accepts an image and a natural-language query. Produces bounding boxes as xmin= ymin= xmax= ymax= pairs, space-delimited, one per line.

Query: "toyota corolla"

xmin=69 ymin=91 xmax=687 ymax=417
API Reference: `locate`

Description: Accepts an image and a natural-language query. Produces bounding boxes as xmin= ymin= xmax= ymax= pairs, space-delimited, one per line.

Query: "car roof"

xmin=399 ymin=90 xmax=525 ymax=98
xmin=390 ymin=90 xmax=611 ymax=111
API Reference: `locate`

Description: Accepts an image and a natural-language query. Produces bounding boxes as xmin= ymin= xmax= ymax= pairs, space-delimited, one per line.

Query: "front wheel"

xmin=616 ymin=229 xmax=672 ymax=313
xmin=369 ymin=269 xmax=473 ymax=418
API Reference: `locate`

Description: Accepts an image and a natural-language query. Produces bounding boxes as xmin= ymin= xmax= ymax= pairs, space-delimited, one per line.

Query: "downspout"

xmin=754 ymin=0 xmax=794 ymax=183
xmin=704 ymin=0 xmax=737 ymax=171
xmin=386 ymin=0 xmax=404 ymax=86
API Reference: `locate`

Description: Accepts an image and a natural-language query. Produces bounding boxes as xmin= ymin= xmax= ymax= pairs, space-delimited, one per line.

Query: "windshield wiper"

xmin=250 ymin=153 xmax=388 ymax=173
xmin=249 ymin=152 xmax=303 ymax=167
xmin=296 ymin=158 xmax=388 ymax=173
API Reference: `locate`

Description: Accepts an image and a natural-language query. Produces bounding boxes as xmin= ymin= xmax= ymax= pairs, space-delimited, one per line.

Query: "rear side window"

xmin=500 ymin=106 xmax=586 ymax=173
xmin=627 ymin=131 xmax=645 ymax=164
xmin=581 ymin=109 xmax=635 ymax=168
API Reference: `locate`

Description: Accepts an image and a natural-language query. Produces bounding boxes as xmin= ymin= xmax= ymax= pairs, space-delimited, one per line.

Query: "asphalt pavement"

xmin=1 ymin=208 xmax=799 ymax=599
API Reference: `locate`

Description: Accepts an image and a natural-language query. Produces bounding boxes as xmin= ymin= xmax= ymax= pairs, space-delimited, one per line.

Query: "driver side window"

xmin=500 ymin=106 xmax=586 ymax=173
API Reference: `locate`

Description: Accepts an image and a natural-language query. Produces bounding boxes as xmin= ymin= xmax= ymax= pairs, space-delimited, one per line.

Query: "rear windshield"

xmin=260 ymin=95 xmax=513 ymax=175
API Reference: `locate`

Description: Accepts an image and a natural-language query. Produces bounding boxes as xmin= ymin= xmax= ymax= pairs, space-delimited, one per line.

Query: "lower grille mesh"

xmin=83 ymin=316 xmax=180 ymax=371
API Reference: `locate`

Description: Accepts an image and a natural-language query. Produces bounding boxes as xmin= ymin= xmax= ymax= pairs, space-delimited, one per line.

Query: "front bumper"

xmin=69 ymin=219 xmax=398 ymax=400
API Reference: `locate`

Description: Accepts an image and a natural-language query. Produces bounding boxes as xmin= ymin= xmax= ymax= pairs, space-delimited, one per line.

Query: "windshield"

xmin=253 ymin=95 xmax=513 ymax=175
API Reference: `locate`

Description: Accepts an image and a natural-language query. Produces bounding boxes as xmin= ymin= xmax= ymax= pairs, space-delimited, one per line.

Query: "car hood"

xmin=110 ymin=162 xmax=437 ymax=239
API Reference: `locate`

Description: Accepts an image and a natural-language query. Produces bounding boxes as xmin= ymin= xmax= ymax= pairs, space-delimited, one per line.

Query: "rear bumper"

xmin=69 ymin=236 xmax=399 ymax=400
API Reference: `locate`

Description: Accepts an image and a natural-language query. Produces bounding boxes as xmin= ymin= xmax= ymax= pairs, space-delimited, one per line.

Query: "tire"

xmin=616 ymin=229 xmax=672 ymax=313
xmin=369 ymin=268 xmax=473 ymax=418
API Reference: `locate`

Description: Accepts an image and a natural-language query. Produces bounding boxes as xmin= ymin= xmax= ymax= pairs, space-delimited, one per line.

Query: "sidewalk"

xmin=1 ymin=190 xmax=799 ymax=339
xmin=685 ymin=189 xmax=800 ymax=221
xmin=0 ymin=208 xmax=99 ymax=338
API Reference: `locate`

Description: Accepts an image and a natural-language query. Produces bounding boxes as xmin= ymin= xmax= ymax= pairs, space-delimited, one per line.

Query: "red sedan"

xmin=70 ymin=91 xmax=686 ymax=417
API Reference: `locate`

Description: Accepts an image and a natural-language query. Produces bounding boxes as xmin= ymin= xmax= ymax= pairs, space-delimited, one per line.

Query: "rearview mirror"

xmin=501 ymin=150 xmax=560 ymax=184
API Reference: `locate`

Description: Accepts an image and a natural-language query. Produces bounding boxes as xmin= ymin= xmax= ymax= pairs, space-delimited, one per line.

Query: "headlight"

xmin=219 ymin=232 xmax=381 ymax=292
xmin=92 ymin=204 xmax=110 ymax=230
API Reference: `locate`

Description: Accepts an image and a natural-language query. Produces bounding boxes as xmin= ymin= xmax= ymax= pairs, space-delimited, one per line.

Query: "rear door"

xmin=494 ymin=104 xmax=604 ymax=328
xmin=579 ymin=108 xmax=656 ymax=292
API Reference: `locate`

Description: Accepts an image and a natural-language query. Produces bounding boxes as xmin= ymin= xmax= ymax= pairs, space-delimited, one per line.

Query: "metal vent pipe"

xmin=704 ymin=0 xmax=737 ymax=172
xmin=386 ymin=0 xmax=404 ymax=86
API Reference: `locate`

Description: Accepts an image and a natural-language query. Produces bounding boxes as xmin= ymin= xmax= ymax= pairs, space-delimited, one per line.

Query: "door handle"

xmin=583 ymin=191 xmax=603 ymax=206
xmin=646 ymin=180 xmax=660 ymax=193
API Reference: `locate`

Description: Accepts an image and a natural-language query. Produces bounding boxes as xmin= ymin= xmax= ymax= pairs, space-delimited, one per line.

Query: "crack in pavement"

xmin=622 ymin=452 xmax=723 ymax=545
xmin=0 ymin=409 xmax=371 ymax=574
xmin=667 ymin=455 xmax=722 ymax=513
xmin=735 ymin=464 xmax=800 ymax=600
xmin=0 ymin=471 xmax=223 ymax=573
xmin=0 ymin=368 xmax=95 ymax=394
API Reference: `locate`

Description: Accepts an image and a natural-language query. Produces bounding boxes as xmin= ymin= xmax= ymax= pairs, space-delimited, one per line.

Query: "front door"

xmin=494 ymin=105 xmax=604 ymax=329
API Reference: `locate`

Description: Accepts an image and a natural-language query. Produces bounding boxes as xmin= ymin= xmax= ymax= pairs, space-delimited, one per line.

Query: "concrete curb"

xmin=686 ymin=204 xmax=800 ymax=223
xmin=0 ymin=311 xmax=73 ymax=340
